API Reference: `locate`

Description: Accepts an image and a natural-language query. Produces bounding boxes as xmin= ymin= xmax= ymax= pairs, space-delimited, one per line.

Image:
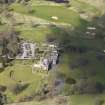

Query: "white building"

xmin=17 ymin=42 xmax=36 ymax=59
xmin=32 ymin=49 xmax=59 ymax=72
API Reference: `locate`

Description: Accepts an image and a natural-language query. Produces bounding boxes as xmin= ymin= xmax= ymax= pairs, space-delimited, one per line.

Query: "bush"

xmin=95 ymin=82 xmax=105 ymax=93
xmin=0 ymin=85 xmax=7 ymax=92
xmin=28 ymin=9 xmax=35 ymax=14
xmin=9 ymin=83 xmax=29 ymax=95
xmin=0 ymin=93 xmax=7 ymax=105
xmin=72 ymin=79 xmax=105 ymax=94
xmin=65 ymin=77 xmax=76 ymax=84
xmin=65 ymin=46 xmax=87 ymax=53
xmin=46 ymin=0 xmax=69 ymax=3
xmin=88 ymin=69 xmax=97 ymax=76
xmin=46 ymin=34 xmax=56 ymax=42
xmin=95 ymin=99 xmax=104 ymax=105
xmin=96 ymin=52 xmax=105 ymax=63
xmin=18 ymin=95 xmax=34 ymax=102
xmin=31 ymin=23 xmax=40 ymax=28
xmin=57 ymin=72 xmax=65 ymax=79
xmin=70 ymin=58 xmax=89 ymax=69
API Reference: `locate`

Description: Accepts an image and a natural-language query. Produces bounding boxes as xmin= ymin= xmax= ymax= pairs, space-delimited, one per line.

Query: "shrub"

xmin=18 ymin=95 xmax=33 ymax=102
xmin=95 ymin=99 xmax=104 ymax=105
xmin=65 ymin=46 xmax=87 ymax=53
xmin=28 ymin=9 xmax=35 ymax=14
xmin=95 ymin=82 xmax=105 ymax=93
xmin=0 ymin=93 xmax=7 ymax=105
xmin=72 ymin=79 xmax=105 ymax=94
xmin=96 ymin=52 xmax=105 ymax=63
xmin=46 ymin=34 xmax=56 ymax=42
xmin=70 ymin=58 xmax=89 ymax=69
xmin=0 ymin=85 xmax=7 ymax=92
xmin=9 ymin=83 xmax=29 ymax=95
xmin=65 ymin=77 xmax=76 ymax=84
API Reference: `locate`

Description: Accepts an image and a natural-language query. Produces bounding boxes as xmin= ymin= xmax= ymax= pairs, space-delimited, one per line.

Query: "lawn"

xmin=0 ymin=24 xmax=9 ymax=32
xmin=70 ymin=94 xmax=105 ymax=105
xmin=19 ymin=26 xmax=51 ymax=43
xmin=10 ymin=4 xmax=87 ymax=27
xmin=0 ymin=60 xmax=48 ymax=102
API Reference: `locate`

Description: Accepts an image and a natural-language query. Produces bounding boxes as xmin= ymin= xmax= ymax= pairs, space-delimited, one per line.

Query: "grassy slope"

xmin=58 ymin=52 xmax=105 ymax=105
xmin=76 ymin=0 xmax=105 ymax=14
xmin=10 ymin=3 xmax=87 ymax=27
xmin=20 ymin=27 xmax=51 ymax=42
xmin=59 ymin=52 xmax=105 ymax=84
xmin=0 ymin=1 xmax=105 ymax=105
xmin=70 ymin=0 xmax=100 ymax=14
xmin=70 ymin=94 xmax=105 ymax=105
xmin=0 ymin=60 xmax=48 ymax=102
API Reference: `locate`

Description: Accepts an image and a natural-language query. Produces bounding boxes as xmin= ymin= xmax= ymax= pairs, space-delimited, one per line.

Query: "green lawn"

xmin=70 ymin=94 xmax=105 ymax=105
xmin=0 ymin=24 xmax=9 ymax=32
xmin=10 ymin=4 xmax=87 ymax=27
xmin=0 ymin=60 xmax=48 ymax=102
xmin=19 ymin=27 xmax=51 ymax=42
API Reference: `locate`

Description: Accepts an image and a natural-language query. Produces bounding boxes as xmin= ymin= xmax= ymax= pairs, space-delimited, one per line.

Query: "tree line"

xmin=0 ymin=31 xmax=20 ymax=69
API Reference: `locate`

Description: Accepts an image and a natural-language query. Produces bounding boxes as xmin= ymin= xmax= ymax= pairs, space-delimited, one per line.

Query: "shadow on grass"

xmin=46 ymin=13 xmax=105 ymax=84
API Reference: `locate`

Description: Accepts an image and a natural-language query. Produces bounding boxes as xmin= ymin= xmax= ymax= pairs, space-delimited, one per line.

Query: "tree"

xmin=9 ymin=83 xmax=29 ymax=95
xmin=0 ymin=93 xmax=7 ymax=105
xmin=95 ymin=99 xmax=104 ymax=105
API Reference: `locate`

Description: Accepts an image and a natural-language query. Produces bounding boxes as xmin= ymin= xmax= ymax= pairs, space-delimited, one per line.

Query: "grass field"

xmin=0 ymin=60 xmax=48 ymax=102
xmin=70 ymin=94 xmax=105 ymax=105
xmin=0 ymin=1 xmax=105 ymax=105
xmin=10 ymin=4 xmax=88 ymax=27
xmin=20 ymin=27 xmax=51 ymax=42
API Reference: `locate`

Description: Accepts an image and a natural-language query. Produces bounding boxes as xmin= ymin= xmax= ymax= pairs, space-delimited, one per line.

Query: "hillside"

xmin=0 ymin=0 xmax=105 ymax=105
xmin=79 ymin=0 xmax=105 ymax=13
xmin=81 ymin=0 xmax=105 ymax=7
